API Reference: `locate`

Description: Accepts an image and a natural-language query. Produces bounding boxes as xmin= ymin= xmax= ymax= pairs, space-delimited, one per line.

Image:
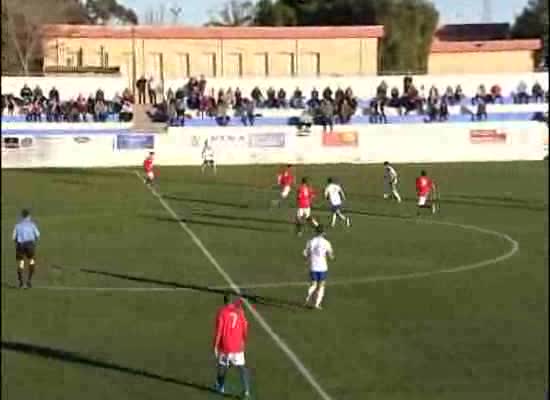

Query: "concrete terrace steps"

xmin=132 ymin=103 xmax=167 ymax=133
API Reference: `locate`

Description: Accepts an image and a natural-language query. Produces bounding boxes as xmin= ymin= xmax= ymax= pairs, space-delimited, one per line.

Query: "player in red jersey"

xmin=416 ymin=170 xmax=437 ymax=215
xmin=143 ymin=152 xmax=155 ymax=186
xmin=296 ymin=177 xmax=320 ymax=236
xmin=213 ymin=294 xmax=251 ymax=397
xmin=272 ymin=164 xmax=294 ymax=207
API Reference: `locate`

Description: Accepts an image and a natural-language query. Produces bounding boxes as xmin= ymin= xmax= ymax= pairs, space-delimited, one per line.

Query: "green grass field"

xmin=1 ymin=162 xmax=548 ymax=400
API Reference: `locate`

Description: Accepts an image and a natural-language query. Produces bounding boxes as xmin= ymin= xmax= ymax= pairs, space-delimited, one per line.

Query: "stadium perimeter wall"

xmin=2 ymin=72 xmax=548 ymax=101
xmin=1 ymin=121 xmax=547 ymax=169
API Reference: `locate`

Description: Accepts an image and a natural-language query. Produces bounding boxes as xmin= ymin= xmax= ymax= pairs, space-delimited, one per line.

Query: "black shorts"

xmin=203 ymin=160 xmax=214 ymax=165
xmin=16 ymin=241 xmax=36 ymax=260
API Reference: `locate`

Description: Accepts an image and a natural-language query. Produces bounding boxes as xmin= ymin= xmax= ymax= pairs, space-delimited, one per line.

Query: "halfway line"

xmin=134 ymin=171 xmax=334 ymax=400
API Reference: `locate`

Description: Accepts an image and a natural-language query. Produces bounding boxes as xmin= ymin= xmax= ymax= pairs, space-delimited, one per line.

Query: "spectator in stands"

xmin=136 ymin=75 xmax=147 ymax=104
xmin=94 ymin=100 xmax=108 ymax=122
xmin=403 ymin=75 xmax=413 ymax=95
xmin=319 ymin=99 xmax=334 ymax=132
xmin=199 ymin=75 xmax=207 ymax=94
xmin=514 ymin=81 xmax=529 ymax=104
xmin=33 ymin=85 xmax=43 ymax=100
xmin=233 ymin=87 xmax=242 ymax=109
xmin=215 ymin=99 xmax=230 ymax=126
xmin=388 ymin=87 xmax=401 ymax=112
xmin=166 ymin=88 xmax=174 ymax=102
xmin=241 ymin=98 xmax=255 ymax=126
xmin=277 ymin=88 xmax=287 ymax=108
xmin=308 ymin=89 xmax=321 ymax=110
xmin=377 ymin=81 xmax=388 ymax=101
xmin=167 ymin=99 xmax=178 ymax=125
xmin=119 ymin=100 xmax=133 ymax=122
xmin=266 ymin=87 xmax=277 ymax=108
xmin=337 ymin=98 xmax=354 ymax=124
xmin=95 ymin=88 xmax=105 ymax=102
xmin=77 ymin=95 xmax=88 ymax=122
xmin=474 ymin=98 xmax=487 ymax=121
xmin=225 ymin=88 xmax=234 ymax=107
xmin=454 ymin=85 xmax=464 ymax=103
xmin=7 ymin=95 xmax=15 ymax=116
xmin=46 ymin=99 xmax=61 ymax=122
xmin=489 ymin=84 xmax=503 ymax=104
xmin=148 ymin=77 xmax=157 ymax=105
xmin=297 ymin=109 xmax=313 ymax=131
xmin=311 ymin=87 xmax=319 ymax=102
xmin=251 ymin=86 xmax=263 ymax=107
xmin=439 ymin=97 xmax=449 ymax=121
xmin=322 ymin=86 xmax=333 ymax=102
xmin=26 ymin=98 xmax=42 ymax=122
xmin=335 ymin=87 xmax=344 ymax=104
xmin=290 ymin=87 xmax=304 ymax=108
xmin=176 ymin=96 xmax=186 ymax=125
xmin=428 ymin=85 xmax=439 ymax=101
xmin=444 ymin=86 xmax=455 ymax=105
xmin=368 ymin=98 xmax=380 ymax=124
xmin=532 ymin=82 xmax=545 ymax=103
xmin=20 ymin=84 xmax=32 ymax=102
xmin=49 ymin=87 xmax=60 ymax=103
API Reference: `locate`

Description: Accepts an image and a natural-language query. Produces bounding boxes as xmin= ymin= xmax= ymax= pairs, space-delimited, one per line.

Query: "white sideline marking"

xmin=134 ymin=172 xmax=334 ymax=400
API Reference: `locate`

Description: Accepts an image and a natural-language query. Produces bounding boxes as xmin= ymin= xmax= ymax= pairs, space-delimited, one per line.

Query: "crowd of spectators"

xmin=1 ymin=84 xmax=135 ymax=122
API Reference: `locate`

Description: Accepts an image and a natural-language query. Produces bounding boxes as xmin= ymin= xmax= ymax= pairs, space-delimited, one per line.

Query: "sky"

xmin=118 ymin=0 xmax=530 ymax=26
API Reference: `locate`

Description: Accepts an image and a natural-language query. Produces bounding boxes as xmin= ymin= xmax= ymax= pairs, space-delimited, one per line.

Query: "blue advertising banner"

xmin=249 ymin=132 xmax=286 ymax=148
xmin=116 ymin=134 xmax=154 ymax=150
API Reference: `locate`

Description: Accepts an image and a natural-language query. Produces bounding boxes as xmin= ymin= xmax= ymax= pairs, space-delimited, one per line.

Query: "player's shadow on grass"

xmin=148 ymin=215 xmax=287 ymax=234
xmin=80 ymin=268 xmax=308 ymax=311
xmin=1 ymin=340 xmax=239 ymax=398
xmin=163 ymin=194 xmax=251 ymax=210
xmin=192 ymin=212 xmax=292 ymax=226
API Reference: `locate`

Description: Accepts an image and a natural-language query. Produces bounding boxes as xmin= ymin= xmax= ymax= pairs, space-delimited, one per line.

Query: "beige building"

xmin=428 ymin=39 xmax=542 ymax=74
xmin=42 ymin=25 xmax=384 ymax=89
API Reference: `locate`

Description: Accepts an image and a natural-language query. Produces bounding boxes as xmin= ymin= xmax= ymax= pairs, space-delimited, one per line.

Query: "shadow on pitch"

xmin=163 ymin=194 xmax=251 ymax=210
xmin=192 ymin=212 xmax=292 ymax=226
xmin=1 ymin=340 xmax=238 ymax=398
xmin=147 ymin=215 xmax=287 ymax=234
xmin=80 ymin=268 xmax=308 ymax=311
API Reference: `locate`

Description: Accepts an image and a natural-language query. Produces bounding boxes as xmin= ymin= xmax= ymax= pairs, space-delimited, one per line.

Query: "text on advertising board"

xmin=116 ymin=134 xmax=155 ymax=150
xmin=470 ymin=130 xmax=507 ymax=144
xmin=249 ymin=133 xmax=285 ymax=148
xmin=322 ymin=131 xmax=359 ymax=147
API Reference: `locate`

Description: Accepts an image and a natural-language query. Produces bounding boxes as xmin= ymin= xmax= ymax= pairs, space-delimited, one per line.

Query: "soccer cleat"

xmin=346 ymin=217 xmax=351 ymax=227
xmin=18 ymin=281 xmax=24 ymax=289
xmin=214 ymin=383 xmax=225 ymax=394
xmin=314 ymin=304 xmax=323 ymax=310
xmin=25 ymin=282 xmax=32 ymax=289
xmin=431 ymin=203 xmax=437 ymax=214
xmin=242 ymin=391 xmax=251 ymax=399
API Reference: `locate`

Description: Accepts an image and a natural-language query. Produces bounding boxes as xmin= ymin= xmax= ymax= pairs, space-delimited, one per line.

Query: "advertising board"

xmin=116 ymin=134 xmax=155 ymax=150
xmin=469 ymin=130 xmax=507 ymax=144
xmin=322 ymin=131 xmax=359 ymax=147
xmin=249 ymin=132 xmax=286 ymax=148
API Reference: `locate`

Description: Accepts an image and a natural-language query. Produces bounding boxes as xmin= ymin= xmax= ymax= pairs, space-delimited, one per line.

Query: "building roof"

xmin=434 ymin=23 xmax=511 ymax=41
xmin=42 ymin=24 xmax=384 ymax=40
xmin=431 ymin=39 xmax=542 ymax=53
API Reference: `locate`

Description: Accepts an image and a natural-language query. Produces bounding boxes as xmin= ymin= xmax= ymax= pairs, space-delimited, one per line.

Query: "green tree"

xmin=206 ymin=0 xmax=254 ymax=27
xmin=511 ymin=0 xmax=548 ymax=66
xmin=249 ymin=0 xmax=439 ymax=73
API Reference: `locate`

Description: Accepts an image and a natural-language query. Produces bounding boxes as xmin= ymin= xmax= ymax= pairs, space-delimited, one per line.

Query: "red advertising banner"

xmin=470 ymin=130 xmax=507 ymax=144
xmin=322 ymin=131 xmax=359 ymax=147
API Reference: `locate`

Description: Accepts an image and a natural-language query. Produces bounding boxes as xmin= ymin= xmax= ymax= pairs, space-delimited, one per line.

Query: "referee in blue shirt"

xmin=12 ymin=209 xmax=40 ymax=288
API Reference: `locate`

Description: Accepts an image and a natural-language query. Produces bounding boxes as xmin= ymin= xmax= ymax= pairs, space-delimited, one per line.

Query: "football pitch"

xmin=1 ymin=161 xmax=548 ymax=400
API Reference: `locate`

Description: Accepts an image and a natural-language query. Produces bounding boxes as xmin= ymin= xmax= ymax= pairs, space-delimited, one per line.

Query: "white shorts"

xmin=281 ymin=185 xmax=291 ymax=199
xmin=417 ymin=195 xmax=428 ymax=206
xmin=218 ymin=352 xmax=245 ymax=367
xmin=297 ymin=208 xmax=311 ymax=219
xmin=384 ymin=181 xmax=397 ymax=194
xmin=146 ymin=171 xmax=154 ymax=180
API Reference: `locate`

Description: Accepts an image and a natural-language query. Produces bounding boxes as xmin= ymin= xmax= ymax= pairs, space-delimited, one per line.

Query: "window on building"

xmin=226 ymin=53 xmax=243 ymax=77
xmin=301 ymin=52 xmax=320 ymax=76
xmin=253 ymin=52 xmax=269 ymax=76
xmin=203 ymin=53 xmax=217 ymax=77
xmin=177 ymin=53 xmax=191 ymax=77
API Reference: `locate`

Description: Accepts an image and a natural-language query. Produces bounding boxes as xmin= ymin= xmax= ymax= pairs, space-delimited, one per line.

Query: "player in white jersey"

xmin=324 ymin=177 xmax=351 ymax=228
xmin=303 ymin=225 xmax=334 ymax=310
xmin=383 ymin=161 xmax=402 ymax=203
xmin=201 ymin=140 xmax=216 ymax=175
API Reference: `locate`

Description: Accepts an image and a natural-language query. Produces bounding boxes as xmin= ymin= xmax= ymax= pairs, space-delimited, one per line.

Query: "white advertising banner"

xmin=1 ymin=121 xmax=547 ymax=169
